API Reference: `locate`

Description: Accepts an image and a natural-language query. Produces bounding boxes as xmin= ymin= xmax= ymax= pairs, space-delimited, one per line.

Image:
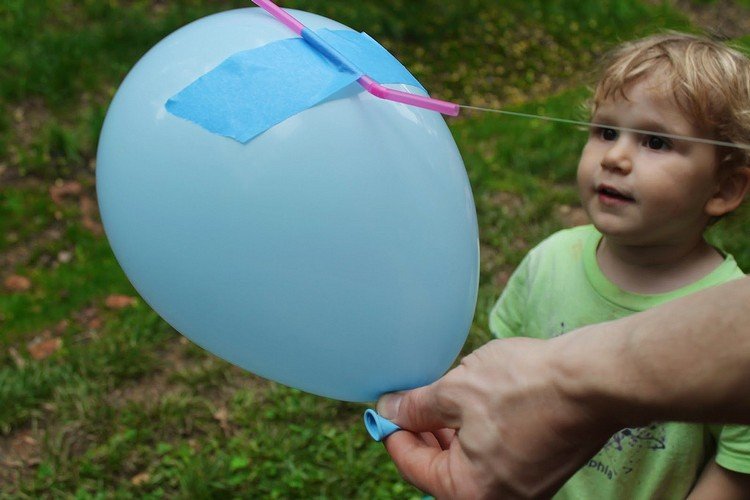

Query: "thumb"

xmin=377 ymin=378 xmax=462 ymax=432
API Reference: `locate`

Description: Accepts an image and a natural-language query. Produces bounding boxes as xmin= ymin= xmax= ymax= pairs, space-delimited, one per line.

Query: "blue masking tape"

xmin=315 ymin=30 xmax=424 ymax=91
xmin=166 ymin=29 xmax=424 ymax=143
xmin=302 ymin=28 xmax=362 ymax=75
xmin=364 ymin=409 xmax=401 ymax=441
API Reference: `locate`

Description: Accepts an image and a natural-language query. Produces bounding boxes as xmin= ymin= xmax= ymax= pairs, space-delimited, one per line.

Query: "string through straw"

xmin=459 ymin=105 xmax=750 ymax=151
xmin=248 ymin=0 xmax=750 ymax=146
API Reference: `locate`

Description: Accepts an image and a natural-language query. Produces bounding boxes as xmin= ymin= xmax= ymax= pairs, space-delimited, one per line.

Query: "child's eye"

xmin=595 ymin=127 xmax=618 ymax=141
xmin=645 ymin=135 xmax=671 ymax=150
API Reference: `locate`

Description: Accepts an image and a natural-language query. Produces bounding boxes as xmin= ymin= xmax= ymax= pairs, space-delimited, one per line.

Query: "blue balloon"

xmin=96 ymin=8 xmax=479 ymax=402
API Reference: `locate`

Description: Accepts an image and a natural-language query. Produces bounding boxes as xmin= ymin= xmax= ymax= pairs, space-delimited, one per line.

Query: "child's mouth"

xmin=597 ymin=185 xmax=635 ymax=203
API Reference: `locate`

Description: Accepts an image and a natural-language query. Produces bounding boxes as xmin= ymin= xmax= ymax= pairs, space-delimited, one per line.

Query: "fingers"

xmin=377 ymin=375 xmax=463 ymax=432
xmin=382 ymin=430 xmax=449 ymax=496
xmin=417 ymin=429 xmax=456 ymax=450
xmin=384 ymin=429 xmax=480 ymax=499
xmin=432 ymin=428 xmax=457 ymax=450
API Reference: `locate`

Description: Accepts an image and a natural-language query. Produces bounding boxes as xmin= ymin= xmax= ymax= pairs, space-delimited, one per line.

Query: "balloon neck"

xmin=363 ymin=409 xmax=401 ymax=441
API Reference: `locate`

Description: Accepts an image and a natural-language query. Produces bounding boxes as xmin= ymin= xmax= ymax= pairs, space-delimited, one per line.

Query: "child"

xmin=490 ymin=33 xmax=750 ymax=499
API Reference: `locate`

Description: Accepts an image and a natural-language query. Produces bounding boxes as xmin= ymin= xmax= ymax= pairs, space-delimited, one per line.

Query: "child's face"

xmin=577 ymin=76 xmax=720 ymax=246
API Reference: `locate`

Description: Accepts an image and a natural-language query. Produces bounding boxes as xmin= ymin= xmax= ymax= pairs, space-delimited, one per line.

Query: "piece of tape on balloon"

xmin=166 ymin=29 xmax=425 ymax=143
xmin=364 ymin=409 xmax=401 ymax=442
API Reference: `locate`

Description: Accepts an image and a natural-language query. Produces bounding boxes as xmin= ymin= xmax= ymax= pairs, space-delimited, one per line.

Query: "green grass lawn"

xmin=2 ymin=0 xmax=749 ymax=497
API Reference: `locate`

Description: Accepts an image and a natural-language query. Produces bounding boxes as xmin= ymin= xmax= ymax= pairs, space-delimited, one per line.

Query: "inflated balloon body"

xmin=96 ymin=8 xmax=479 ymax=402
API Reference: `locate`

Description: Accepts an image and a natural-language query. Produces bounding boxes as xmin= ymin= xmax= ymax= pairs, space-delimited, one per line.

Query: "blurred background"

xmin=2 ymin=0 xmax=749 ymax=497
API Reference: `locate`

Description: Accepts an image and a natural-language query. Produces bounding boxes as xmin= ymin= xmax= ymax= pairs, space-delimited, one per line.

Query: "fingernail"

xmin=377 ymin=393 xmax=402 ymax=419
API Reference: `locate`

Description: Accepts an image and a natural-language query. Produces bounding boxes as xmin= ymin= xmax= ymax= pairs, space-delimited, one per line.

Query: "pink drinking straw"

xmin=251 ymin=0 xmax=460 ymax=116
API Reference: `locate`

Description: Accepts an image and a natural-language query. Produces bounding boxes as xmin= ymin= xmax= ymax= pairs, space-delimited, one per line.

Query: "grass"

xmin=1 ymin=0 xmax=749 ymax=497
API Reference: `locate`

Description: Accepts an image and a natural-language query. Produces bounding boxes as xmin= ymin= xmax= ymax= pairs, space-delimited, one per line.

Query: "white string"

xmin=459 ymin=104 xmax=750 ymax=151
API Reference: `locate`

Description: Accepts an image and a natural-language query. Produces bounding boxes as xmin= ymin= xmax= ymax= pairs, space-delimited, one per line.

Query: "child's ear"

xmin=705 ymin=166 xmax=750 ymax=217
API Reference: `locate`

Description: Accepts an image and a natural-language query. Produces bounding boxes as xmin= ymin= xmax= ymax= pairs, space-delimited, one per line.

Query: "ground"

xmin=1 ymin=0 xmax=749 ymax=496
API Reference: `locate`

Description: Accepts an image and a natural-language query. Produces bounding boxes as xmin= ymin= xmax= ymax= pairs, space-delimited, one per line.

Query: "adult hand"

xmin=377 ymin=277 xmax=750 ymax=499
xmin=377 ymin=336 xmax=618 ymax=499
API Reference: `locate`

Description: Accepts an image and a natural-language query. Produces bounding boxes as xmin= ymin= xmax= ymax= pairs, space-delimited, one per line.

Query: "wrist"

xmin=550 ymin=322 xmax=653 ymax=433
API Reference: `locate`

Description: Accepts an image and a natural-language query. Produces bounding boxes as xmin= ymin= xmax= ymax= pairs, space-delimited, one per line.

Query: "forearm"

xmin=554 ymin=276 xmax=750 ymax=427
xmin=687 ymin=459 xmax=750 ymax=500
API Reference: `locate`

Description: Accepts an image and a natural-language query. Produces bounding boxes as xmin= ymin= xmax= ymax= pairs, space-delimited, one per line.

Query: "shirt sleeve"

xmin=489 ymin=253 xmax=531 ymax=339
xmin=715 ymin=424 xmax=750 ymax=474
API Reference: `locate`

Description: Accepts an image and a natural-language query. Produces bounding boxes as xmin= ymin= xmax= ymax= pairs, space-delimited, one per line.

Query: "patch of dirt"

xmin=10 ymin=99 xmax=50 ymax=143
xmin=0 ymin=335 xmax=273 ymax=491
xmin=107 ymin=338 xmax=192 ymax=408
xmin=0 ymin=178 xmax=104 ymax=279
xmin=481 ymin=190 xmax=526 ymax=216
xmin=0 ymin=225 xmax=65 ymax=274
xmin=555 ymin=204 xmax=589 ymax=228
xmin=107 ymin=337 xmax=268 ymax=409
xmin=0 ymin=163 xmax=14 ymax=185
xmin=0 ymin=428 xmax=42 ymax=490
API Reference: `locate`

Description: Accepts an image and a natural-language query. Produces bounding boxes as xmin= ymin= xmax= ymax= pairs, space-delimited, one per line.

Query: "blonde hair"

xmin=592 ymin=33 xmax=750 ymax=169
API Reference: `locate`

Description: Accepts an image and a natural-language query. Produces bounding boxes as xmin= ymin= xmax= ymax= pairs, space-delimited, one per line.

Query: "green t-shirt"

xmin=490 ymin=224 xmax=750 ymax=500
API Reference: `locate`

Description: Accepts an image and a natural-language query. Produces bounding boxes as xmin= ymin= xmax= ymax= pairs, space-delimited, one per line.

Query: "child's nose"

xmin=600 ymin=139 xmax=633 ymax=174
